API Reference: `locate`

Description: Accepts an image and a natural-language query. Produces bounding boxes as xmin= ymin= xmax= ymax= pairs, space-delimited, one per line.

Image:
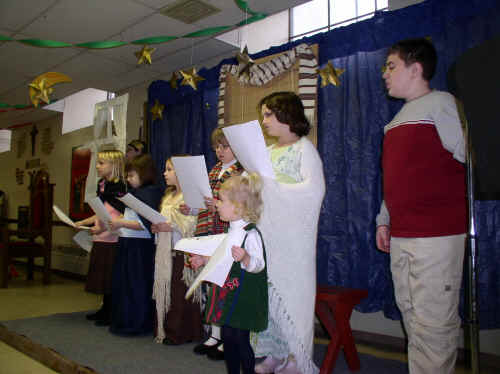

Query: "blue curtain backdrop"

xmin=148 ymin=0 xmax=500 ymax=328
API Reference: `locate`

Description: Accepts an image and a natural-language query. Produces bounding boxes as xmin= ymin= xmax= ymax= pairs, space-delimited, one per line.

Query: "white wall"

xmin=389 ymin=0 xmax=425 ymax=11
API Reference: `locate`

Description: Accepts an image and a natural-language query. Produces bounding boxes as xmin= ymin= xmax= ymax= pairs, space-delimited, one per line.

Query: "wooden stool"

xmin=315 ymin=285 xmax=368 ymax=373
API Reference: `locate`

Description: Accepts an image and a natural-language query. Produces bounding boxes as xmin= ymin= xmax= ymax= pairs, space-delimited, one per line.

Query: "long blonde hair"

xmin=97 ymin=150 xmax=125 ymax=182
xmin=220 ymin=173 xmax=262 ymax=223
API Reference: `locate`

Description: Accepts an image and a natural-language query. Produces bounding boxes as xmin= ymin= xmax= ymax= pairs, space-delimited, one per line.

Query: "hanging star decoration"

xmin=134 ymin=45 xmax=156 ymax=65
xmin=150 ymin=99 xmax=164 ymax=121
xmin=236 ymin=45 xmax=254 ymax=80
xmin=169 ymin=72 xmax=179 ymax=90
xmin=318 ymin=61 xmax=345 ymax=87
xmin=180 ymin=67 xmax=205 ymax=90
xmin=29 ymin=78 xmax=53 ymax=106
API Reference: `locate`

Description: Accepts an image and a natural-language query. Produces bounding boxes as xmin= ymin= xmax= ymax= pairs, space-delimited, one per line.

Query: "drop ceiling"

xmin=0 ymin=0 xmax=310 ymax=128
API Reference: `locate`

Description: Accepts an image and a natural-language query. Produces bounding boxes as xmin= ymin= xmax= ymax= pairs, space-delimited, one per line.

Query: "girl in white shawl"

xmin=151 ymin=157 xmax=203 ymax=345
xmin=252 ymin=92 xmax=325 ymax=374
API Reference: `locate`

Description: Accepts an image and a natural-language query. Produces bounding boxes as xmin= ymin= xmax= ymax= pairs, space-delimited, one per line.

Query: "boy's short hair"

xmin=388 ymin=38 xmax=437 ymax=81
xmin=125 ymin=154 xmax=157 ymax=185
xmin=258 ymin=91 xmax=311 ymax=137
xmin=210 ymin=127 xmax=229 ymax=148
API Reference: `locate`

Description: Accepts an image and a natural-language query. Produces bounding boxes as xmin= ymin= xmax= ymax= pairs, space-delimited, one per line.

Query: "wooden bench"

xmin=315 ymin=285 xmax=369 ymax=373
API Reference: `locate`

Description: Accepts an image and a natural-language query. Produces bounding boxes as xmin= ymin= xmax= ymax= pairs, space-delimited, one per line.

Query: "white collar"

xmin=222 ymin=159 xmax=237 ymax=169
xmin=229 ymin=219 xmax=248 ymax=231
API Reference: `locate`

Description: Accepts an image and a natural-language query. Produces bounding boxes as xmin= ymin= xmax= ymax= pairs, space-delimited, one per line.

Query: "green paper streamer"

xmin=183 ymin=26 xmax=233 ymax=38
xmin=235 ymin=0 xmax=258 ymax=16
xmin=0 ymin=35 xmax=13 ymax=41
xmin=0 ymin=103 xmax=10 ymax=108
xmin=75 ymin=41 xmax=128 ymax=49
xmin=19 ymin=39 xmax=73 ymax=48
xmin=131 ymin=36 xmax=178 ymax=45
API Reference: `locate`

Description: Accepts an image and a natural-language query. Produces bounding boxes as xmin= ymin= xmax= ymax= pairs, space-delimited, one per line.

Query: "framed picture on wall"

xmin=69 ymin=146 xmax=93 ymax=220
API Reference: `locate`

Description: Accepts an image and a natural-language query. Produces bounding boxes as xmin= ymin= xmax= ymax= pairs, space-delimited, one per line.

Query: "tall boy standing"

xmin=376 ymin=38 xmax=467 ymax=374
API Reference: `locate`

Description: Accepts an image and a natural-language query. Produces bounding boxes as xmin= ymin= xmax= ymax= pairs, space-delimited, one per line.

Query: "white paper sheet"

xmin=174 ymin=233 xmax=226 ymax=256
xmin=171 ymin=156 xmax=212 ymax=209
xmin=72 ymin=230 xmax=93 ymax=252
xmin=185 ymin=228 xmax=247 ymax=299
xmin=118 ymin=193 xmax=166 ymax=224
xmin=87 ymin=196 xmax=124 ymax=236
xmin=222 ymin=120 xmax=275 ymax=179
xmin=52 ymin=205 xmax=90 ymax=229
xmin=0 ymin=129 xmax=11 ymax=153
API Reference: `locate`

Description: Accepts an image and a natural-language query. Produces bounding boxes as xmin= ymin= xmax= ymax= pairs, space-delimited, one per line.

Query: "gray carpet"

xmin=1 ymin=312 xmax=408 ymax=373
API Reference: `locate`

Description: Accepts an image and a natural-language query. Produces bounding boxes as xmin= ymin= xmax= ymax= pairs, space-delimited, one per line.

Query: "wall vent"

xmin=160 ymin=0 xmax=220 ymax=24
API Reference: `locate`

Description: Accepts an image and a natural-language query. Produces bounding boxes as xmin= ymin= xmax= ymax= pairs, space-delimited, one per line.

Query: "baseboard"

xmin=315 ymin=322 xmax=500 ymax=369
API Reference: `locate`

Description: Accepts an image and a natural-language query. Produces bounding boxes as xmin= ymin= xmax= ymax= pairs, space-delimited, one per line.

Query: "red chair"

xmin=0 ymin=169 xmax=55 ymax=288
xmin=315 ymin=285 xmax=369 ymax=373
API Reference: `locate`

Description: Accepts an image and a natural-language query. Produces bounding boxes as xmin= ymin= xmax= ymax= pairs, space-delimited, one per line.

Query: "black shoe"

xmin=206 ymin=345 xmax=224 ymax=361
xmin=193 ymin=338 xmax=222 ymax=355
xmin=86 ymin=309 xmax=104 ymax=321
xmin=94 ymin=318 xmax=111 ymax=326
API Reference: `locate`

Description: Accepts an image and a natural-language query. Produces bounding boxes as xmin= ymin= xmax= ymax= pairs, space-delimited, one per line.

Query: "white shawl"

xmin=256 ymin=137 xmax=325 ymax=374
xmin=153 ymin=191 xmax=197 ymax=343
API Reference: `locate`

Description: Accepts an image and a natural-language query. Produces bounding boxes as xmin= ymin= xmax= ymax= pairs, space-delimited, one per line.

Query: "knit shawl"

xmin=153 ymin=191 xmax=197 ymax=343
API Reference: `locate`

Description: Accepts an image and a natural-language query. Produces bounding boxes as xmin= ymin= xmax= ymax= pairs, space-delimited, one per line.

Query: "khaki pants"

xmin=390 ymin=234 xmax=466 ymax=374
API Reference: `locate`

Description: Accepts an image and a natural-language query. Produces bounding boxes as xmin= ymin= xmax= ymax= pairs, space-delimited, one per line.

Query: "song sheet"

xmin=222 ymin=120 xmax=275 ymax=179
xmin=118 ymin=193 xmax=166 ymax=224
xmin=171 ymin=156 xmax=212 ymax=209
xmin=52 ymin=205 xmax=90 ymax=229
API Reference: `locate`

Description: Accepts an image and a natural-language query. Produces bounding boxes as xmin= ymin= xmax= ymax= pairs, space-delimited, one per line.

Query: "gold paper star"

xmin=318 ymin=61 xmax=345 ymax=87
xmin=236 ymin=45 xmax=254 ymax=80
xmin=169 ymin=72 xmax=179 ymax=90
xmin=180 ymin=67 xmax=205 ymax=91
xmin=135 ymin=45 xmax=156 ymax=65
xmin=29 ymin=78 xmax=53 ymax=107
xmin=150 ymin=99 xmax=164 ymax=121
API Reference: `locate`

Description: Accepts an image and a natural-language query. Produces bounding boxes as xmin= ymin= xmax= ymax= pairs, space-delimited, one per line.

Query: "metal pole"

xmin=465 ymin=119 xmax=480 ymax=373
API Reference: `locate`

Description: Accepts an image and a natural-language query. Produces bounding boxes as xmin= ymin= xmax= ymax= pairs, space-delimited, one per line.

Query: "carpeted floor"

xmin=1 ymin=312 xmax=408 ymax=374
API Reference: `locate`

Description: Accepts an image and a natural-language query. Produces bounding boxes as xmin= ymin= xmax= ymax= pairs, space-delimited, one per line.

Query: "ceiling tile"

xmin=0 ymin=36 xmax=81 ymax=78
xmin=0 ymin=0 xmax=56 ymax=31
xmin=154 ymin=38 xmax=236 ymax=73
xmin=22 ymin=0 xmax=154 ymax=43
xmin=131 ymin=0 xmax=179 ymax=11
xmin=118 ymin=12 xmax=199 ymax=43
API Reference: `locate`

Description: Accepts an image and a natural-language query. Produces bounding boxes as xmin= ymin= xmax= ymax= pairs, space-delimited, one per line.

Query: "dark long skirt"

xmin=110 ymin=237 xmax=155 ymax=336
xmin=161 ymin=253 xmax=203 ymax=344
xmin=85 ymin=241 xmax=117 ymax=294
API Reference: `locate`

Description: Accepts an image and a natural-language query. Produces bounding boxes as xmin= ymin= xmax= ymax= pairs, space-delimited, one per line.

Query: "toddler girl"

xmin=191 ymin=174 xmax=268 ymax=374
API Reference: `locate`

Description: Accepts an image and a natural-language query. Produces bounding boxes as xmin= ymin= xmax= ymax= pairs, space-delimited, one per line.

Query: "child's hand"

xmin=231 ymin=245 xmax=249 ymax=266
xmin=179 ymin=204 xmax=191 ymax=215
xmin=204 ymin=196 xmax=217 ymax=213
xmin=90 ymin=226 xmax=104 ymax=235
xmin=108 ymin=219 xmax=122 ymax=231
xmin=190 ymin=254 xmax=209 ymax=270
xmin=151 ymin=221 xmax=172 ymax=233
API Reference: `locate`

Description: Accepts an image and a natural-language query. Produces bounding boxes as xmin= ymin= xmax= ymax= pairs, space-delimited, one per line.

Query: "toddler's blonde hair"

xmin=220 ymin=173 xmax=262 ymax=223
xmin=97 ymin=150 xmax=125 ymax=182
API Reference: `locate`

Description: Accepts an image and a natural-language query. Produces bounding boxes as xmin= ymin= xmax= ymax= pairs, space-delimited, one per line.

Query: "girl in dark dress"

xmin=108 ymin=154 xmax=163 ymax=335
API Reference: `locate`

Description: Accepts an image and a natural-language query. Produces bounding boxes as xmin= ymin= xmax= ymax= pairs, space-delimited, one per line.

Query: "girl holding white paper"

xmin=253 ymin=92 xmax=326 ymax=374
xmin=190 ymin=174 xmax=267 ymax=374
xmin=181 ymin=127 xmax=244 ymax=360
xmin=108 ymin=154 xmax=163 ymax=336
xmin=75 ymin=150 xmax=127 ymax=326
xmin=150 ymin=157 xmax=203 ymax=345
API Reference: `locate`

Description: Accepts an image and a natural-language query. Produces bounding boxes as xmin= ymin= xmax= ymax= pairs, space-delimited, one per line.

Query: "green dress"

xmin=204 ymin=223 xmax=268 ymax=332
